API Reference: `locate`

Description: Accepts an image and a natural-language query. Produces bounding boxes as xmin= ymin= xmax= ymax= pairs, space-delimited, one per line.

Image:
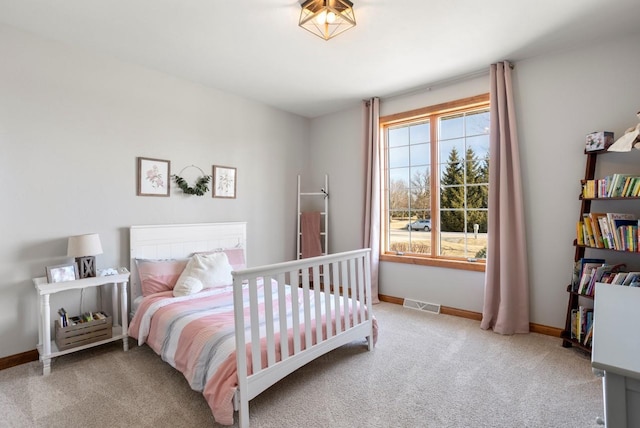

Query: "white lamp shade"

xmin=67 ymin=233 xmax=103 ymax=257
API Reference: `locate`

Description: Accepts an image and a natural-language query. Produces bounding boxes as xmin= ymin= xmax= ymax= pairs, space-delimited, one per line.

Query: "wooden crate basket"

xmin=55 ymin=313 xmax=113 ymax=351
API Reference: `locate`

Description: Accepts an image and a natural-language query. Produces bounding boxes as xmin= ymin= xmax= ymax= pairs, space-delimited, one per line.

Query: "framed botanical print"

xmin=212 ymin=165 xmax=237 ymax=199
xmin=137 ymin=157 xmax=170 ymax=197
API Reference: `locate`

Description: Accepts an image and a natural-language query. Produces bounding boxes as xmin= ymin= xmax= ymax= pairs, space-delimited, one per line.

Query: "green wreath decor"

xmin=172 ymin=165 xmax=211 ymax=196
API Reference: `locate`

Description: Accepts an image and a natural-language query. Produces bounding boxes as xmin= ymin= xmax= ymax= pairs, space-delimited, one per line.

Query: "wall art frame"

xmin=137 ymin=157 xmax=171 ymax=197
xmin=212 ymin=165 xmax=237 ymax=199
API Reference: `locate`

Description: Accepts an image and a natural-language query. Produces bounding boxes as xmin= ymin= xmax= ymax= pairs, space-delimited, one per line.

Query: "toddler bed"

xmin=128 ymin=222 xmax=376 ymax=428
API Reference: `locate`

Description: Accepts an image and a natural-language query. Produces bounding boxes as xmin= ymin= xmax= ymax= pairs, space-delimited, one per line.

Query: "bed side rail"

xmin=231 ymin=249 xmax=372 ymax=427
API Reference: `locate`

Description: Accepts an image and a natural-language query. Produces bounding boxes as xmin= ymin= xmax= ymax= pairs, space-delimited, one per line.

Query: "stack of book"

xmin=570 ymin=305 xmax=594 ymax=347
xmin=576 ymin=212 xmax=639 ymax=252
xmin=57 ymin=308 xmax=69 ymax=327
xmin=573 ymin=258 xmax=640 ymax=297
xmin=582 ymin=173 xmax=640 ymax=198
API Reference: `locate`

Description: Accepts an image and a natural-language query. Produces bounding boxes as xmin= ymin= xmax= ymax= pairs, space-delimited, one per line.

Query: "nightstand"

xmin=32 ymin=268 xmax=130 ymax=375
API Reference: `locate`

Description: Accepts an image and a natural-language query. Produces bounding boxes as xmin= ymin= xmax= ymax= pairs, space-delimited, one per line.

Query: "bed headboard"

xmin=129 ymin=222 xmax=247 ymax=304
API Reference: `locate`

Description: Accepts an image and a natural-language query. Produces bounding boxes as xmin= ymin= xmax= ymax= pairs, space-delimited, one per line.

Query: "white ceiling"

xmin=1 ymin=0 xmax=639 ymax=118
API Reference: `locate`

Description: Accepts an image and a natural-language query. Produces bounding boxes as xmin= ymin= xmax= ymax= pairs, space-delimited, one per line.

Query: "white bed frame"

xmin=129 ymin=222 xmax=374 ymax=428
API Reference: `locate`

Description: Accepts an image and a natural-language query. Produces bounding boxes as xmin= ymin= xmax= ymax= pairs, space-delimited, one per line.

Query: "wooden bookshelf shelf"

xmin=573 ymin=242 xmax=639 ymax=253
xmin=580 ymin=196 xmax=640 ymax=201
xmin=565 ymin=284 xmax=595 ymax=300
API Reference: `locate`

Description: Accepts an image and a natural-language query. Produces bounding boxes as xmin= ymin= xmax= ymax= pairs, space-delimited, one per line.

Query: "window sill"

xmin=380 ymin=254 xmax=486 ymax=272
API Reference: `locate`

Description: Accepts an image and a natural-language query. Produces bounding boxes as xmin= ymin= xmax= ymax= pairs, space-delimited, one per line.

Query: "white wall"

xmin=310 ymin=32 xmax=640 ymax=329
xmin=308 ymin=106 xmax=366 ymax=253
xmin=515 ymin=32 xmax=640 ymax=328
xmin=0 ymin=25 xmax=310 ymax=358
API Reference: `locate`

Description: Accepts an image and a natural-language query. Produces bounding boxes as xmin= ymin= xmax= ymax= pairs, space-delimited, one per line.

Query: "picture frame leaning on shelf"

xmin=46 ymin=263 xmax=78 ymax=283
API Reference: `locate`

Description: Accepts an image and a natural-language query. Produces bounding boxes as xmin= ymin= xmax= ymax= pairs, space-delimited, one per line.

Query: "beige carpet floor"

xmin=0 ymin=302 xmax=603 ymax=427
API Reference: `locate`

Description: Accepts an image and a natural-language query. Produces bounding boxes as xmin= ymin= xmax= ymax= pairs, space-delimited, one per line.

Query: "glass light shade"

xmin=299 ymin=0 xmax=356 ymax=41
xmin=67 ymin=233 xmax=103 ymax=257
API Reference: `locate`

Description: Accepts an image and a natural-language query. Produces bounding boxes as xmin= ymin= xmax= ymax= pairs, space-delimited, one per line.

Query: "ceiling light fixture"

xmin=299 ymin=0 xmax=356 ymax=41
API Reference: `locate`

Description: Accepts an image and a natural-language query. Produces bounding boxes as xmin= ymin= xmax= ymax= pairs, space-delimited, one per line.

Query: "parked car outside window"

xmin=406 ymin=219 xmax=431 ymax=231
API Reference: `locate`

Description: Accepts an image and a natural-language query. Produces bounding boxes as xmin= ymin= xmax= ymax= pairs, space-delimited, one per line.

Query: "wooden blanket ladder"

xmin=297 ymin=174 xmax=328 ymax=259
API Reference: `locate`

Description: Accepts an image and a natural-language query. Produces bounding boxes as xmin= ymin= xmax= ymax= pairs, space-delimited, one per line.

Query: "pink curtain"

xmin=363 ymin=97 xmax=380 ymax=303
xmin=480 ymin=62 xmax=530 ymax=334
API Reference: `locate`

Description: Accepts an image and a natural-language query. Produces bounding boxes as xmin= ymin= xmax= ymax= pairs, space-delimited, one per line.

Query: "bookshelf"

xmin=562 ymin=149 xmax=640 ymax=353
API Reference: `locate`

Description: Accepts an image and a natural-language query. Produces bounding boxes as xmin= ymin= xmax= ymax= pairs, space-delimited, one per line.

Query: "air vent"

xmin=403 ymin=298 xmax=441 ymax=314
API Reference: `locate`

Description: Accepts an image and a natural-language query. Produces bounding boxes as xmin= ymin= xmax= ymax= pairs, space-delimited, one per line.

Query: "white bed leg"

xmin=366 ymin=335 xmax=373 ymax=351
xmin=238 ymin=396 xmax=249 ymax=428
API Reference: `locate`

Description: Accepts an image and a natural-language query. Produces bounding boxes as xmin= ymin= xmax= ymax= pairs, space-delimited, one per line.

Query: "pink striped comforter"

xmin=128 ymin=281 xmax=376 ymax=425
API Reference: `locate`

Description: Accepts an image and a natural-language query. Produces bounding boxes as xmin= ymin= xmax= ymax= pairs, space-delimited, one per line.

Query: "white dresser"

xmin=592 ymin=283 xmax=640 ymax=428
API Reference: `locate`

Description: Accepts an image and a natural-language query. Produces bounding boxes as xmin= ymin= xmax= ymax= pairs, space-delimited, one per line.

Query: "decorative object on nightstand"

xmin=46 ymin=263 xmax=78 ymax=283
xmin=67 ymin=233 xmax=103 ymax=278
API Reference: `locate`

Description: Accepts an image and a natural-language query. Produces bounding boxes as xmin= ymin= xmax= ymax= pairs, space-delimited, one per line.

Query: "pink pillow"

xmin=135 ymin=259 xmax=188 ymax=296
xmin=193 ymin=248 xmax=246 ymax=271
xmin=223 ymin=248 xmax=246 ymax=271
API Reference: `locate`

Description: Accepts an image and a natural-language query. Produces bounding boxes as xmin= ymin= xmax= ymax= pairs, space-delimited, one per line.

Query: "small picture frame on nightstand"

xmin=46 ymin=263 xmax=78 ymax=283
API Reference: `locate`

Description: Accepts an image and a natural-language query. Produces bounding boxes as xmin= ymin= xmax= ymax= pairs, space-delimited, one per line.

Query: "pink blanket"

xmin=128 ymin=282 xmax=377 ymax=425
xmin=301 ymin=212 xmax=323 ymax=258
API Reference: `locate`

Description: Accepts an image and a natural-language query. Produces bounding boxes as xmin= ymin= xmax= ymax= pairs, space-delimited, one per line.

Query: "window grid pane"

xmin=383 ymin=100 xmax=489 ymax=261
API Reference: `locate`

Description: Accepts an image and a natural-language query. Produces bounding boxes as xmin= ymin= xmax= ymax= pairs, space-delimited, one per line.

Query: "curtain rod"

xmin=381 ymin=62 xmax=514 ymax=101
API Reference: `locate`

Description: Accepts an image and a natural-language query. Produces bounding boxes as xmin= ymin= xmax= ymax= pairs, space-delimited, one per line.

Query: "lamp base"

xmin=76 ymin=256 xmax=96 ymax=278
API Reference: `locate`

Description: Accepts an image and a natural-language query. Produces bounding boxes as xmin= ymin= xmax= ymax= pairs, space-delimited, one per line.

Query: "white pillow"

xmin=173 ymin=252 xmax=233 ymax=297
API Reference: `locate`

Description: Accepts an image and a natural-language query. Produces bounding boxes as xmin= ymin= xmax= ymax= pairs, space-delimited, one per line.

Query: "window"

xmin=380 ymin=94 xmax=490 ymax=271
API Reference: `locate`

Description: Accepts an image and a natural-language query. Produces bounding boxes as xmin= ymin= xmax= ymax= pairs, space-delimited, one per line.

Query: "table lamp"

xmin=67 ymin=233 xmax=103 ymax=278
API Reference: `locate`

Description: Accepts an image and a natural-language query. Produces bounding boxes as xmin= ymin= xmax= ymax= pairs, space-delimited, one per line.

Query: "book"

xmin=606 ymin=213 xmax=638 ymax=250
xmin=588 ymin=213 xmax=605 ymax=248
xmin=585 ymin=264 xmax=620 ymax=296
xmin=576 ymin=220 xmax=585 ymax=246
xmin=622 ymin=176 xmax=640 ymax=197
xmin=577 ymin=269 xmax=593 ymax=294
xmin=624 ymin=224 xmax=637 ymax=251
xmin=583 ymin=310 xmax=594 ymax=346
xmin=578 ymin=258 xmax=606 ymax=278
xmin=599 ymin=271 xmax=615 ymax=283
xmin=582 ymin=214 xmax=596 ymax=247
xmin=622 ymin=272 xmax=640 ymax=286
xmin=632 ymin=178 xmax=640 ymax=197
xmin=576 ymin=259 xmax=605 ymax=293
xmin=621 ymin=176 xmax=634 ymax=197
xmin=576 ymin=306 xmax=583 ymax=341
xmin=597 ymin=178 xmax=607 ymax=198
xmin=612 ymin=220 xmax=638 ymax=251
xmin=597 ymin=216 xmax=614 ymax=248
xmin=611 ymin=272 xmax=628 ymax=285
xmin=610 ymin=174 xmax=633 ymax=197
